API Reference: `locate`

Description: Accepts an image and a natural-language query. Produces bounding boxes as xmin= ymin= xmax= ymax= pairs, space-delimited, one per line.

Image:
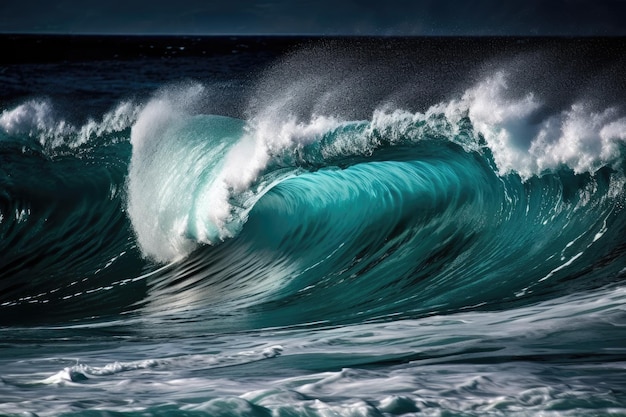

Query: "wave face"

xmin=1 ymin=36 xmax=626 ymax=417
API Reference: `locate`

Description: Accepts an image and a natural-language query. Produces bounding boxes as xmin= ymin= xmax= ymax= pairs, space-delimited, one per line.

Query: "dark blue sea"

xmin=1 ymin=35 xmax=626 ymax=416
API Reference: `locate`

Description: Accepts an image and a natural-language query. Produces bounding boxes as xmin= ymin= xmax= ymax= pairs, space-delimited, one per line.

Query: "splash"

xmin=127 ymin=83 xmax=248 ymax=261
xmin=455 ymin=72 xmax=626 ymax=178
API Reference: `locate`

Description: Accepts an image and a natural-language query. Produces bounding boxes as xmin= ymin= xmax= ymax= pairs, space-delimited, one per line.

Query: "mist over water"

xmin=1 ymin=36 xmax=626 ymax=417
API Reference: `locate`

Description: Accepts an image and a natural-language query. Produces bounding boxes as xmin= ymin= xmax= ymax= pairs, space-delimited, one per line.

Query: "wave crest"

xmin=0 ymin=99 xmax=140 ymax=149
xmin=457 ymin=72 xmax=626 ymax=178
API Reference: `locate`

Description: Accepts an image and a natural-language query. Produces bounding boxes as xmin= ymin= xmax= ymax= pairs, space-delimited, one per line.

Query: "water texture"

xmin=1 ymin=36 xmax=625 ymax=417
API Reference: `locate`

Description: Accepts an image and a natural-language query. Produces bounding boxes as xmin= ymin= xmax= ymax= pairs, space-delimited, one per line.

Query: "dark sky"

xmin=1 ymin=0 xmax=625 ymax=36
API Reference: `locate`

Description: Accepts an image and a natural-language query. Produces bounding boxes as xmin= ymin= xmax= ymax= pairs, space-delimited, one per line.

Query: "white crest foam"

xmin=455 ymin=72 xmax=626 ymax=178
xmin=0 ymin=99 xmax=140 ymax=148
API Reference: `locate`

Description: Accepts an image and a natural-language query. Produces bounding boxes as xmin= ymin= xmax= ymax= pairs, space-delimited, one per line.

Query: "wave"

xmin=127 ymin=71 xmax=626 ymax=259
xmin=123 ymin=69 xmax=626 ymax=328
xmin=0 ymin=99 xmax=148 ymax=323
xmin=1 ymin=48 xmax=626 ymax=327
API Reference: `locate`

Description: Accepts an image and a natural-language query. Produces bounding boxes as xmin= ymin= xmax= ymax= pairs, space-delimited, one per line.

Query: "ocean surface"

xmin=1 ymin=35 xmax=626 ymax=417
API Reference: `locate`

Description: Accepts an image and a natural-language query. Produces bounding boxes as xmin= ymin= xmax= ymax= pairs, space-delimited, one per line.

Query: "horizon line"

xmin=1 ymin=31 xmax=624 ymax=38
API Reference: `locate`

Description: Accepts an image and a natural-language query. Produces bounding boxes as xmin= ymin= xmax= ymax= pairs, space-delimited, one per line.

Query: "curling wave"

xmin=119 ymin=71 xmax=626 ymax=327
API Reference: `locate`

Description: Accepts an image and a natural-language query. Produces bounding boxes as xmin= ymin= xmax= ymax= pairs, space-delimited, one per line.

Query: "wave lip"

xmin=127 ymin=84 xmax=249 ymax=261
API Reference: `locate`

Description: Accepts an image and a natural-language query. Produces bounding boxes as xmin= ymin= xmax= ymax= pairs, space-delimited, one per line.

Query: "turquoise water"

xmin=1 ymin=36 xmax=626 ymax=416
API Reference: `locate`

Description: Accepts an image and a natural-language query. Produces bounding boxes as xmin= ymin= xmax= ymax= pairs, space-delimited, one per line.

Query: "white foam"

xmin=0 ymin=100 xmax=72 ymax=146
xmin=0 ymin=100 xmax=55 ymax=134
xmin=126 ymin=84 xmax=205 ymax=262
xmin=357 ymin=73 xmax=626 ymax=180
xmin=0 ymin=99 xmax=140 ymax=148
xmin=38 ymin=345 xmax=283 ymax=388
xmin=456 ymin=72 xmax=626 ymax=178
xmin=530 ymin=106 xmax=623 ymax=175
xmin=76 ymin=101 xmax=141 ymax=146
xmin=459 ymin=72 xmax=541 ymax=178
xmin=224 ymin=113 xmax=342 ymax=192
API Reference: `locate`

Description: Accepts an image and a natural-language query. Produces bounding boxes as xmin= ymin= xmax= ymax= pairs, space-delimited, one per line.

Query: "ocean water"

xmin=1 ymin=35 xmax=626 ymax=417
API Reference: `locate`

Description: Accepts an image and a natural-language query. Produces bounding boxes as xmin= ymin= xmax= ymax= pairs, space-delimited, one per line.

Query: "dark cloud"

xmin=0 ymin=0 xmax=624 ymax=35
